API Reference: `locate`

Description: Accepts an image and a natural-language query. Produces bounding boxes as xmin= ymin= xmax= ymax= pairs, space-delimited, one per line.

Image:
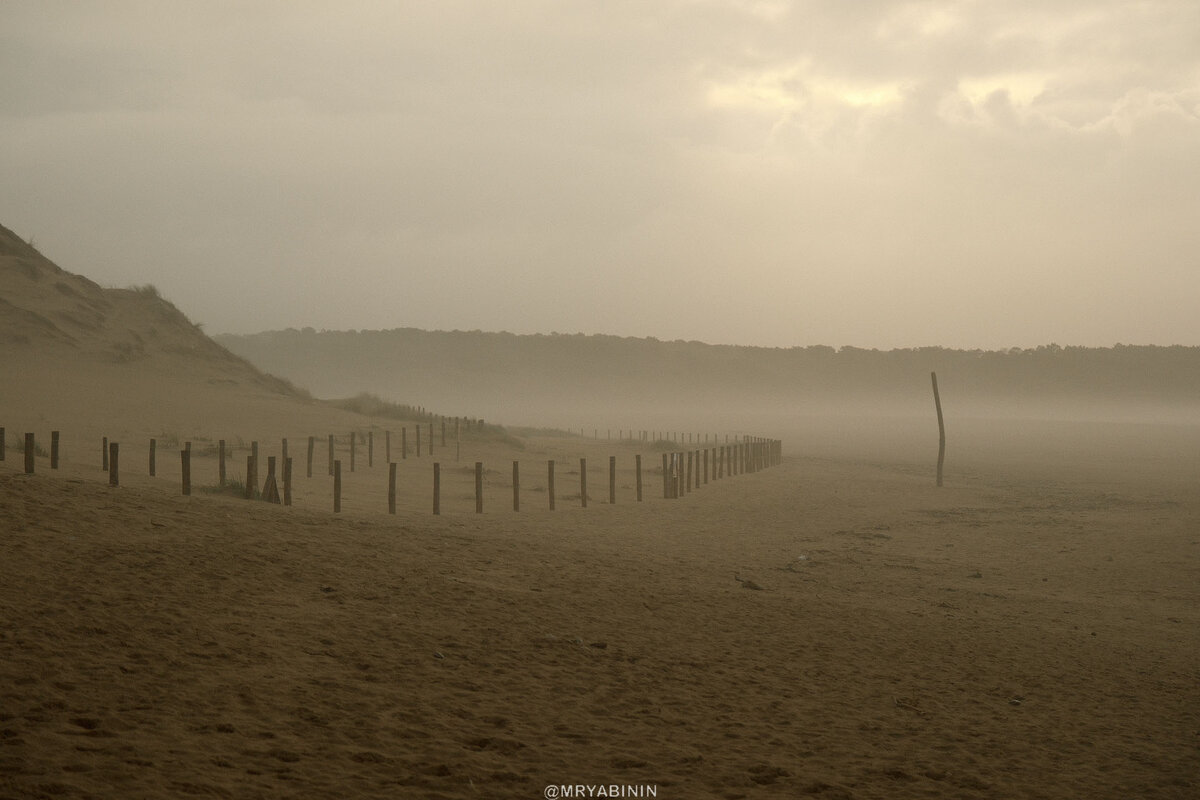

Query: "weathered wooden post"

xmin=685 ymin=451 xmax=693 ymax=494
xmin=609 ymin=455 xmax=616 ymax=504
xmin=181 ymin=448 xmax=191 ymax=496
xmin=219 ymin=439 xmax=227 ymax=486
xmin=334 ymin=460 xmax=342 ymax=512
xmin=388 ymin=462 xmax=397 ymax=514
xmin=249 ymin=442 xmax=259 ymax=496
xmin=149 ymin=437 xmax=156 ymax=476
xmin=475 ymin=462 xmax=484 ymax=513
xmin=24 ymin=433 xmax=35 ymax=474
xmin=548 ymin=460 xmax=556 ymax=510
xmin=50 ymin=430 xmax=59 ymax=470
xmin=635 ymin=454 xmax=642 ymax=501
xmin=102 ymin=436 xmax=109 ymax=471
xmin=283 ymin=457 xmax=293 ymax=506
xmin=108 ymin=441 xmax=118 ymax=486
xmin=512 ymin=461 xmax=520 ymax=512
xmin=305 ymin=436 xmax=313 ymax=479
xmin=932 ymin=371 xmax=946 ymax=487
xmin=432 ymin=462 xmax=441 ymax=515
xmin=580 ymin=458 xmax=587 ymax=507
xmin=703 ymin=448 xmax=708 ymax=484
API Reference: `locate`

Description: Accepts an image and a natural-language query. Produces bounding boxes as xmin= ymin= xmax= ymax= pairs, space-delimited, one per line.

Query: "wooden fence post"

xmin=703 ymin=448 xmax=708 ymax=484
xmin=580 ymin=458 xmax=587 ymax=508
xmin=548 ymin=460 xmax=556 ymax=510
xmin=25 ymin=433 xmax=36 ymax=474
xmin=475 ymin=462 xmax=483 ymax=513
xmin=250 ymin=442 xmax=259 ymax=496
xmin=149 ymin=438 xmax=156 ymax=476
xmin=388 ymin=462 xmax=396 ymax=514
xmin=932 ymin=371 xmax=946 ymax=487
xmin=609 ymin=456 xmax=616 ymax=505
xmin=284 ymin=457 xmax=293 ymax=506
xmin=635 ymin=454 xmax=642 ymax=501
xmin=108 ymin=441 xmax=118 ymax=486
xmin=219 ymin=439 xmax=227 ymax=486
xmin=50 ymin=430 xmax=59 ymax=470
xmin=433 ymin=463 xmax=440 ymax=515
xmin=512 ymin=461 xmax=520 ymax=512
xmin=334 ymin=460 xmax=342 ymax=512
xmin=181 ymin=448 xmax=191 ymax=496
xmin=306 ymin=436 xmax=313 ymax=479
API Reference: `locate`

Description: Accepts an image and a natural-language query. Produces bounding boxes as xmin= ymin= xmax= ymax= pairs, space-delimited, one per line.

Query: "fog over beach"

xmin=2 ymin=3 xmax=1199 ymax=799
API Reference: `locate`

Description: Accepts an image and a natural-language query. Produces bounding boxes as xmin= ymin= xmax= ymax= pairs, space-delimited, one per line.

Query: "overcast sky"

xmin=2 ymin=1 xmax=1198 ymax=349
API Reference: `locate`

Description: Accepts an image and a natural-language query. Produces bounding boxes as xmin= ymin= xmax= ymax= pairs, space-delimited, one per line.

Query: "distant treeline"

xmin=215 ymin=329 xmax=1200 ymax=421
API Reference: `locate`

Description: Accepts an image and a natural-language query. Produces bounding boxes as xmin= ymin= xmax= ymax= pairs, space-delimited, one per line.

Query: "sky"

xmin=2 ymin=1 xmax=1198 ymax=350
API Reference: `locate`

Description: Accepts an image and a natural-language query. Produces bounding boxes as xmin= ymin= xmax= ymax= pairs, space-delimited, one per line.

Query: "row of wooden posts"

xmin=3 ymin=425 xmax=782 ymax=514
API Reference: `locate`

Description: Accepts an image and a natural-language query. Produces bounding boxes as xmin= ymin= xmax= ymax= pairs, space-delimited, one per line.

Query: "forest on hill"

xmin=214 ymin=328 xmax=1200 ymax=428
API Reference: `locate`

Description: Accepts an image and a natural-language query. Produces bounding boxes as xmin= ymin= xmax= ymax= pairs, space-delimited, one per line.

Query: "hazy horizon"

xmin=3 ymin=2 xmax=1198 ymax=350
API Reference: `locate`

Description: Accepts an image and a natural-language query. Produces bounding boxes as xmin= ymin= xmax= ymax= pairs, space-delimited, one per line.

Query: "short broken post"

xmin=25 ymin=433 xmax=36 ymax=474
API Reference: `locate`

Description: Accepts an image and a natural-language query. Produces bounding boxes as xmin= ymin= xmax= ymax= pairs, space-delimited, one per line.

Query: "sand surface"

xmin=2 ymin=416 xmax=1198 ymax=800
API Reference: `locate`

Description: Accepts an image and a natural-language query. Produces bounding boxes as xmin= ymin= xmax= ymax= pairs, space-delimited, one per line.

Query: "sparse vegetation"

xmin=12 ymin=437 xmax=49 ymax=457
xmin=202 ymin=476 xmax=259 ymax=500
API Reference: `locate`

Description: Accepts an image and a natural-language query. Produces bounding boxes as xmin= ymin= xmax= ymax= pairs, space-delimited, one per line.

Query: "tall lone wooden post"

xmin=24 ymin=433 xmax=35 ymax=474
xmin=635 ymin=454 xmax=643 ymax=501
xmin=181 ymin=449 xmax=191 ymax=496
xmin=50 ymin=431 xmax=59 ymax=470
xmin=108 ymin=441 xmax=119 ymax=486
xmin=219 ymin=440 xmax=227 ymax=486
xmin=149 ymin=438 xmax=156 ymax=476
xmin=931 ymin=371 xmax=946 ymax=487
xmin=388 ymin=462 xmax=397 ymax=514
xmin=333 ymin=460 xmax=342 ymax=512
xmin=548 ymin=460 xmax=556 ymax=510
xmin=475 ymin=462 xmax=484 ymax=513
